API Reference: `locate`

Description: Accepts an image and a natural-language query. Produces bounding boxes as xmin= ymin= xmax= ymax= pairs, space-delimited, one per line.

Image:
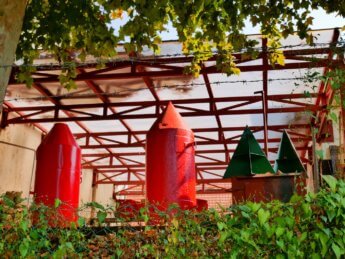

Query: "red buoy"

xmin=146 ymin=102 xmax=196 ymax=210
xmin=34 ymin=123 xmax=81 ymax=225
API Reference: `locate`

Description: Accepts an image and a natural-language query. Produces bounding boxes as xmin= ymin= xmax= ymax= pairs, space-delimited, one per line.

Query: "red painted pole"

xmin=34 ymin=123 xmax=81 ymax=226
xmin=146 ymin=102 xmax=197 ymax=211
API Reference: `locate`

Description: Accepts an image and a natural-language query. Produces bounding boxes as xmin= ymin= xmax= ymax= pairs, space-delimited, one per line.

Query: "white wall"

xmin=79 ymin=169 xmax=115 ymax=206
xmin=79 ymin=169 xmax=93 ymax=205
xmin=79 ymin=169 xmax=115 ymax=218
xmin=0 ymin=124 xmax=41 ymax=198
xmin=94 ymin=184 xmax=115 ymax=206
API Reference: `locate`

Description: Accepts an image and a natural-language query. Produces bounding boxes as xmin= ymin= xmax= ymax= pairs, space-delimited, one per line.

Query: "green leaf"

xmin=219 ymin=231 xmax=228 ymax=244
xmin=299 ymin=232 xmax=308 ymax=242
xmin=172 ymin=218 xmax=179 ymax=228
xmin=290 ymin=194 xmax=303 ymax=203
xmin=311 ymin=253 xmax=321 ymax=259
xmin=97 ymin=211 xmax=107 ymax=223
xmin=332 ymin=243 xmax=343 ymax=259
xmin=20 ymin=220 xmax=28 ymax=232
xmin=329 ymin=112 xmax=338 ymax=123
xmin=142 ymin=214 xmax=149 ymax=223
xmin=19 ymin=239 xmax=30 ymax=257
xmin=247 ymin=202 xmax=261 ymax=212
xmin=87 ymin=202 xmax=105 ymax=210
xmin=322 ymin=175 xmax=337 ymax=192
xmin=319 ymin=232 xmax=330 ymax=256
xmin=258 ymin=208 xmax=270 ymax=226
xmin=116 ymin=249 xmax=123 ymax=257
xmin=241 ymin=230 xmax=250 ymax=241
xmin=304 ymin=90 xmax=311 ymax=98
xmin=54 ymin=198 xmax=61 ymax=208
xmin=77 ymin=217 xmax=85 ymax=227
xmin=275 ymin=227 xmax=285 ymax=238
xmin=315 ymin=150 xmax=324 ymax=160
xmin=276 ymin=239 xmax=285 ymax=251
xmin=217 ymin=222 xmax=226 ymax=231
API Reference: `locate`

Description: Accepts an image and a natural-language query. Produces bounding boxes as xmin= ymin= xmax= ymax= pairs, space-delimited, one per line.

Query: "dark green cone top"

xmin=223 ymin=127 xmax=275 ymax=178
xmin=274 ymin=130 xmax=305 ymax=174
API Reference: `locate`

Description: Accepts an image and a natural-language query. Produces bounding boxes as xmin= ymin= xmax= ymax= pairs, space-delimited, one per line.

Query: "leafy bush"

xmin=0 ymin=176 xmax=344 ymax=258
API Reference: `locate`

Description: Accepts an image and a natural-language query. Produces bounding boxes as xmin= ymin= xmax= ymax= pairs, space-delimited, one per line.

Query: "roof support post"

xmin=262 ymin=38 xmax=269 ymax=157
xmin=92 ymin=169 xmax=98 ymax=187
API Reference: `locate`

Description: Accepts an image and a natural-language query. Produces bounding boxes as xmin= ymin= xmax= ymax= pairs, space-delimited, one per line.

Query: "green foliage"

xmin=15 ymin=0 xmax=345 ymax=84
xmin=1 ymin=177 xmax=345 ymax=257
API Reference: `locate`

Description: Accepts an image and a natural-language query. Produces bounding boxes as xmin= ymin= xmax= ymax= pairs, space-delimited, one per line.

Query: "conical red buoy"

xmin=146 ymin=102 xmax=196 ymax=211
xmin=34 ymin=123 xmax=81 ymax=226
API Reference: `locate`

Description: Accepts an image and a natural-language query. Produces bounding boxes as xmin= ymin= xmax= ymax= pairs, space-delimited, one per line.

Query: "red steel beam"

xmin=2 ymin=102 xmax=48 ymax=133
xmin=8 ymin=45 xmax=343 ymax=84
xmin=7 ymin=59 xmax=344 ymax=85
xmin=78 ymin=136 xmax=310 ymax=149
xmin=81 ymin=146 xmax=309 ymax=158
xmin=6 ymin=105 xmax=324 ymax=124
xmin=6 ymin=93 xmax=320 ymax=113
xmin=73 ymin=123 xmax=310 ymax=138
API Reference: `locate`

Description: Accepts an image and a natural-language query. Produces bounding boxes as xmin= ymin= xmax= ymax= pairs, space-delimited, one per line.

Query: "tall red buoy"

xmin=146 ymin=102 xmax=196 ymax=210
xmin=34 ymin=123 xmax=81 ymax=225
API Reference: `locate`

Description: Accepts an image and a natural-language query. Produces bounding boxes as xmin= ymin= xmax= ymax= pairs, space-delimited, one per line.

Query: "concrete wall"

xmin=79 ymin=169 xmax=115 ymax=218
xmin=93 ymin=183 xmax=115 ymax=206
xmin=0 ymin=124 xmax=41 ymax=198
xmin=79 ymin=169 xmax=93 ymax=205
xmin=79 ymin=169 xmax=115 ymax=206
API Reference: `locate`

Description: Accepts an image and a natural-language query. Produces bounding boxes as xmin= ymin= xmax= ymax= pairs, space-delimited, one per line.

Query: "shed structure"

xmin=1 ymin=28 xmax=344 ymax=208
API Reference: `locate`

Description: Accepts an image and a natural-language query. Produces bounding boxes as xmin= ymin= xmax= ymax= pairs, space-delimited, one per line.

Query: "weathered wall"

xmin=79 ymin=169 xmax=93 ymax=205
xmin=79 ymin=170 xmax=114 ymax=206
xmin=79 ymin=169 xmax=115 ymax=218
xmin=94 ymin=184 xmax=115 ymax=206
xmin=0 ymin=124 xmax=41 ymax=198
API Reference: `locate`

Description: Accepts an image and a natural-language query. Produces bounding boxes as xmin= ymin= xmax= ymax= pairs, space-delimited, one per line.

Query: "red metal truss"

xmin=7 ymin=51 xmax=344 ymax=85
xmin=4 ymin=93 xmax=322 ymax=124
xmin=3 ymin=28 xmax=343 ymax=189
xmin=6 ymin=58 xmax=344 ymax=87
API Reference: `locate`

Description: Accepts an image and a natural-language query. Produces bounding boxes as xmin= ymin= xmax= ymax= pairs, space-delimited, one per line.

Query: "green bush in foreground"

xmin=0 ymin=175 xmax=344 ymax=258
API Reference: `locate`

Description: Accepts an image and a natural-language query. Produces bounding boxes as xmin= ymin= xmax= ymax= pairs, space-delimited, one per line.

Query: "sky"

xmin=110 ymin=8 xmax=345 ymax=42
xmin=156 ymin=9 xmax=345 ymax=40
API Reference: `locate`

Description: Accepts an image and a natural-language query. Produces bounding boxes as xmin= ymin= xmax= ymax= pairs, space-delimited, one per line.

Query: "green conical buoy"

xmin=274 ymin=130 xmax=305 ymax=174
xmin=223 ymin=126 xmax=275 ymax=178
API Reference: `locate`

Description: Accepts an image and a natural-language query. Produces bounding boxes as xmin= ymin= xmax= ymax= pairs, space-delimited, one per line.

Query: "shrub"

xmin=0 ymin=176 xmax=344 ymax=258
